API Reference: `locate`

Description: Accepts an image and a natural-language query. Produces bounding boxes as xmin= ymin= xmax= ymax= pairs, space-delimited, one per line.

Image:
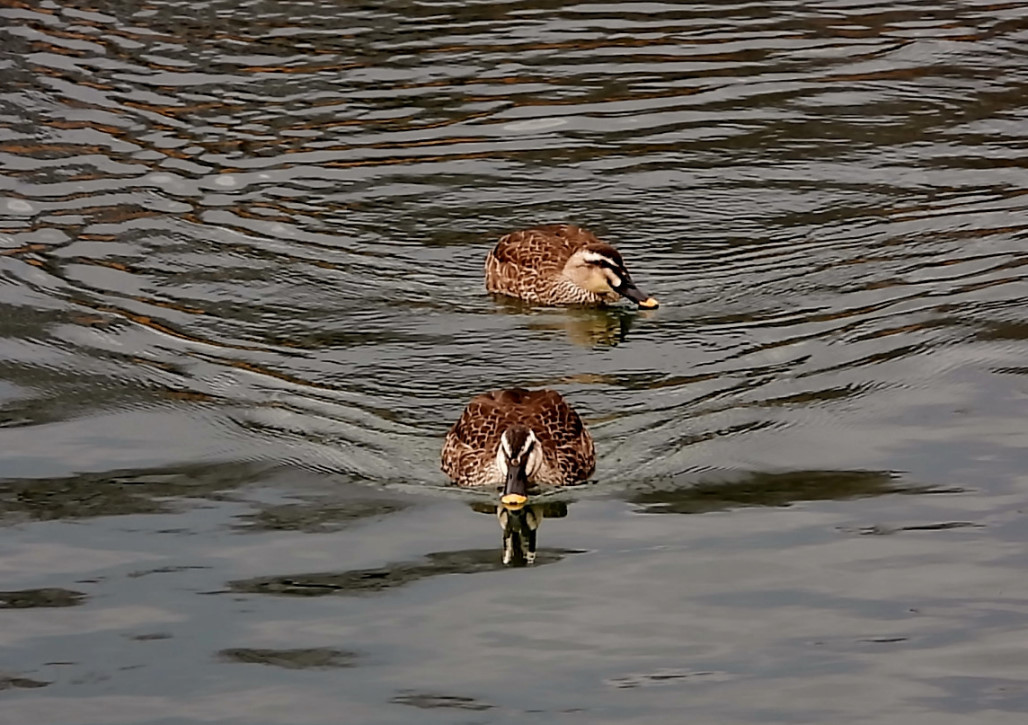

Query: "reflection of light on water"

xmin=4 ymin=198 xmax=34 ymax=214
xmin=501 ymin=118 xmax=569 ymax=132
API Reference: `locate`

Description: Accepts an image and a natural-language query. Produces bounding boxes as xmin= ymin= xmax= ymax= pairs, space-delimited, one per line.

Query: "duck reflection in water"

xmin=528 ymin=307 xmax=643 ymax=348
xmin=473 ymin=501 xmax=569 ymax=567
xmin=494 ymin=296 xmax=650 ymax=349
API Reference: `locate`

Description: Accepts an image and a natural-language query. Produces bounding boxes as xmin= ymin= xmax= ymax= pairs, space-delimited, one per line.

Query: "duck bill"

xmin=616 ymin=279 xmax=659 ymax=309
xmin=501 ymin=462 xmax=529 ymax=508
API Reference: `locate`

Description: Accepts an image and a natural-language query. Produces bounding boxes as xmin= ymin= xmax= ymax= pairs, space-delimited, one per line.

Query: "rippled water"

xmin=2 ymin=0 xmax=1028 ymax=722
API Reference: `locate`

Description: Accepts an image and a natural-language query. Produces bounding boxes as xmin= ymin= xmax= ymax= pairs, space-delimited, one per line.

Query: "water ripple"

xmin=1 ymin=0 xmax=1026 ymax=489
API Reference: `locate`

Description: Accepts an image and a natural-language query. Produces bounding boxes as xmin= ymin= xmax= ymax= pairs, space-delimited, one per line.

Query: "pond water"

xmin=2 ymin=0 xmax=1028 ymax=723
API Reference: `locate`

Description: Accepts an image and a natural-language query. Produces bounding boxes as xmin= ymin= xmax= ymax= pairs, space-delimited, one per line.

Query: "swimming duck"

xmin=441 ymin=388 xmax=595 ymax=506
xmin=485 ymin=224 xmax=659 ymax=308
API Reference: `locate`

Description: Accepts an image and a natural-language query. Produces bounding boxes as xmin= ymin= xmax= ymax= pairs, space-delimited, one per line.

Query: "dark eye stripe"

xmin=595 ymin=259 xmax=628 ymax=277
xmin=601 ymin=264 xmax=628 ymax=286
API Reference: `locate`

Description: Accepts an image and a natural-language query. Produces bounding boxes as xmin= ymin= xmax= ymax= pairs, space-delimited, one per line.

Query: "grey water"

xmin=2 ymin=0 xmax=1028 ymax=723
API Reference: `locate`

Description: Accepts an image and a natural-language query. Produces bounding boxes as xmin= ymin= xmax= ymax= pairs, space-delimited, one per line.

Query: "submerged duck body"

xmin=485 ymin=224 xmax=659 ymax=308
xmin=441 ymin=388 xmax=595 ymax=504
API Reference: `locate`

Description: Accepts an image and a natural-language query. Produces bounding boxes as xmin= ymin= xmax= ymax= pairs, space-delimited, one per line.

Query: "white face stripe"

xmin=500 ymin=429 xmax=538 ymax=461
xmin=519 ymin=430 xmax=538 ymax=459
xmin=581 ymin=251 xmax=617 ymax=266
xmin=495 ymin=444 xmax=509 ymax=476
xmin=579 ymin=251 xmax=626 ymax=290
xmin=525 ymin=431 xmax=544 ymax=478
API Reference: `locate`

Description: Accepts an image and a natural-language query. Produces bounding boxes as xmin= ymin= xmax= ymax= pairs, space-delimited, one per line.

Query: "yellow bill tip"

xmin=638 ymin=297 xmax=659 ymax=309
xmin=501 ymin=493 xmax=528 ymax=508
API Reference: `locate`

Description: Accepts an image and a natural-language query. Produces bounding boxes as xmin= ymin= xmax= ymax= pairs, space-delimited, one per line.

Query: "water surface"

xmin=2 ymin=0 xmax=1028 ymax=723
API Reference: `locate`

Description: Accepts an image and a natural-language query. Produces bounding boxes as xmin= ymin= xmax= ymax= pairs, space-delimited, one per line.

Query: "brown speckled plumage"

xmin=441 ymin=388 xmax=595 ymax=489
xmin=485 ymin=224 xmax=633 ymax=306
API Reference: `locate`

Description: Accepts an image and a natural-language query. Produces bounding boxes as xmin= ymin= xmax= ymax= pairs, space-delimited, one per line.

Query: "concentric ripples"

xmin=3 ymin=0 xmax=1026 ymax=489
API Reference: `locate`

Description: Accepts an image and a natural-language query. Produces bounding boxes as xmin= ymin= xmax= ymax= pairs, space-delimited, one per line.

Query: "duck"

xmin=485 ymin=224 xmax=659 ymax=308
xmin=441 ymin=388 xmax=595 ymax=507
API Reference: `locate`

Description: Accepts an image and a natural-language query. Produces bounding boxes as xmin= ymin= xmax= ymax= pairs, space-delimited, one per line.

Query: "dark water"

xmin=2 ymin=0 xmax=1028 ymax=722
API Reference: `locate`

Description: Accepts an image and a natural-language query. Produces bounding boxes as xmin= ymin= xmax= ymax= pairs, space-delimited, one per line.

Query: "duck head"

xmin=495 ymin=425 xmax=542 ymax=507
xmin=563 ymin=243 xmax=659 ymax=308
